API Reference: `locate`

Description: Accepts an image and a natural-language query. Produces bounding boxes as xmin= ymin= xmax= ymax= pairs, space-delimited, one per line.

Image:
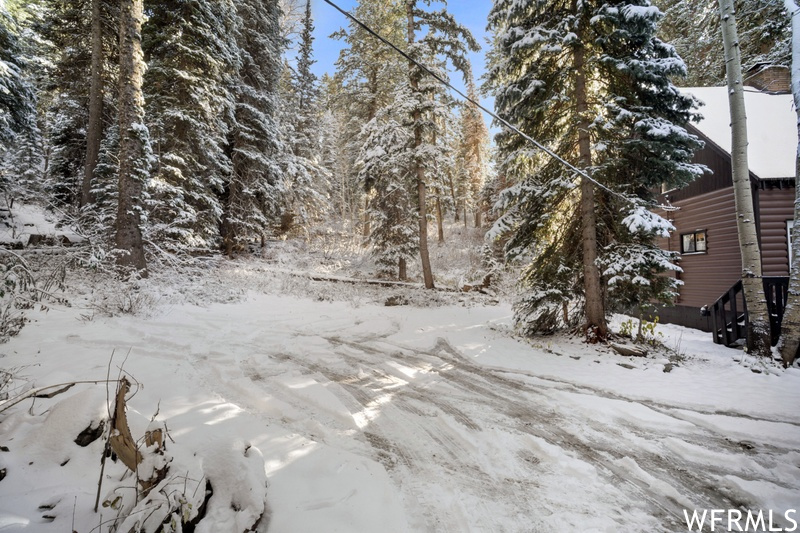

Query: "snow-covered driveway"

xmin=3 ymin=289 xmax=800 ymax=532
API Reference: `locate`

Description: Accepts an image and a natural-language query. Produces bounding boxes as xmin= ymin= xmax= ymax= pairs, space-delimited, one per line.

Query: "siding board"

xmin=668 ymin=187 xmax=742 ymax=308
xmin=758 ymin=187 xmax=795 ymax=276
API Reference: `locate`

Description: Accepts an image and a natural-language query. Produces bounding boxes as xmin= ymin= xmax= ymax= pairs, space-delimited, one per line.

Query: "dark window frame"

xmin=681 ymin=229 xmax=708 ymax=254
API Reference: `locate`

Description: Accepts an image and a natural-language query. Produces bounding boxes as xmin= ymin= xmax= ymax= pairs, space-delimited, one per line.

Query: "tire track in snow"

xmin=115 ymin=307 xmax=796 ymax=532
xmin=318 ymin=334 xmax=792 ymax=531
xmin=317 ymin=335 xmax=546 ymax=532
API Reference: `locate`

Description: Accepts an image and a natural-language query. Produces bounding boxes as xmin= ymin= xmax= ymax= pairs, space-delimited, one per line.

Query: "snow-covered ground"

xmin=1 ymin=256 xmax=799 ymax=532
xmin=0 ymin=202 xmax=83 ymax=248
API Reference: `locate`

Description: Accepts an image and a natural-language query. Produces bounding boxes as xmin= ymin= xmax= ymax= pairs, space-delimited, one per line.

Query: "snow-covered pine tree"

xmin=654 ymin=0 xmax=790 ymax=86
xmin=116 ymin=0 xmax=150 ymax=274
xmin=419 ymin=59 xmax=458 ymax=244
xmin=0 ymin=6 xmax=33 ymax=152
xmin=331 ymin=0 xmax=407 ymax=237
xmin=28 ymin=0 xmax=119 ymax=212
xmin=318 ymin=75 xmax=353 ymax=225
xmin=454 ymin=72 xmax=490 ymax=228
xmin=486 ymin=0 xmax=705 ymax=338
xmin=222 ymin=0 xmax=284 ymax=257
xmin=293 ymin=0 xmax=319 ymax=162
xmin=404 ymin=0 xmax=479 ymax=289
xmin=0 ymin=5 xmax=39 ymax=198
xmin=277 ymin=0 xmax=329 ymax=233
xmin=142 ymin=0 xmax=240 ymax=251
xmin=28 ymin=0 xmax=81 ymax=206
xmin=82 ymin=0 xmax=107 ymax=208
xmin=430 ymin=89 xmax=458 ymax=243
xmin=1 ymin=120 xmax=42 ymax=199
xmin=358 ymin=103 xmax=417 ymax=279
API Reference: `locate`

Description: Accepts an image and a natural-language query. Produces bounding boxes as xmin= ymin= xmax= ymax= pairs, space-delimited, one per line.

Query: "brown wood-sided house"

xmin=653 ymin=67 xmax=797 ymax=343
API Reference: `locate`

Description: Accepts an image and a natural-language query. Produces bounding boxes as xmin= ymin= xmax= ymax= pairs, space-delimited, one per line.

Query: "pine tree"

xmin=655 ymin=0 xmax=790 ymax=86
xmin=293 ymin=0 xmax=319 ymax=161
xmin=116 ymin=0 xmax=150 ymax=274
xmin=222 ymin=0 xmax=284 ymax=256
xmin=486 ymin=0 xmax=705 ymax=338
xmin=276 ymin=0 xmax=329 ymax=233
xmin=358 ymin=102 xmax=417 ymax=279
xmin=0 ymin=4 xmax=39 ymax=197
xmin=82 ymin=0 xmax=106 ymax=208
xmin=404 ymin=0 xmax=478 ymax=289
xmin=454 ymin=73 xmax=490 ymax=228
xmin=142 ymin=0 xmax=240 ymax=251
xmin=318 ymin=75 xmax=353 ymax=225
xmin=332 ymin=0 xmax=408 ymax=236
xmin=35 ymin=0 xmax=119 ymax=209
xmin=431 ymin=88 xmax=458 ymax=242
xmin=1 ymin=121 xmax=42 ymax=199
xmin=0 ymin=5 xmax=33 ymax=153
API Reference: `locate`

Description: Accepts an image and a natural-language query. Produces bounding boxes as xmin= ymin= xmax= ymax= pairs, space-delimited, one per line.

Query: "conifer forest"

xmin=1 ymin=1 xmax=800 ymax=532
xmin=0 ymin=0 xmax=795 ymax=343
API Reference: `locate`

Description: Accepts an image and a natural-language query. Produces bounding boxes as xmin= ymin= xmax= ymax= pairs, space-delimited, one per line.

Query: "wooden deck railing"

xmin=708 ymin=277 xmax=789 ymax=347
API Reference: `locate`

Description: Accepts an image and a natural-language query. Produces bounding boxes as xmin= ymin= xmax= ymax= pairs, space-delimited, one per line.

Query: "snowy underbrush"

xmin=0 ymin=250 xmax=71 ymax=342
xmin=262 ymin=220 xmax=512 ymax=296
xmin=485 ymin=314 xmax=690 ymax=375
xmin=150 ymin=256 xmax=500 ymax=311
xmin=64 ymin=220 xmax=511 ymax=313
xmin=0 ymin=377 xmax=269 ymax=533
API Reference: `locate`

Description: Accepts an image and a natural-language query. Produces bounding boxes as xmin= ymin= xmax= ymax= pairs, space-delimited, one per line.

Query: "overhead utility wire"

xmin=323 ymin=0 xmax=671 ymax=211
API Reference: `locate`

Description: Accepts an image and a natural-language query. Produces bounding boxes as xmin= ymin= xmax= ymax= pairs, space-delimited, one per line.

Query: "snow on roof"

xmin=681 ymin=86 xmax=798 ymax=179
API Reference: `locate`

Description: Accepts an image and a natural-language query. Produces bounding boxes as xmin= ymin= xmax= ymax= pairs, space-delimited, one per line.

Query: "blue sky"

xmin=308 ymin=0 xmax=496 ymax=131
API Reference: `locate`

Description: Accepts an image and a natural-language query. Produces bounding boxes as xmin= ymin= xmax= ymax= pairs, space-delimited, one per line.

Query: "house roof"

xmin=681 ymin=86 xmax=798 ymax=179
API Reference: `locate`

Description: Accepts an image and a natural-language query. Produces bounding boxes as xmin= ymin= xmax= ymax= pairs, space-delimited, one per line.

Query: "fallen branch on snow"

xmin=0 ymin=379 xmax=121 ymax=414
xmin=609 ymin=342 xmax=648 ymax=358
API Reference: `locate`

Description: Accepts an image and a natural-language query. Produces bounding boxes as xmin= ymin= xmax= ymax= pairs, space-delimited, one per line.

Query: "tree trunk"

xmin=115 ymin=0 xmax=148 ymax=276
xmin=573 ymin=19 xmax=606 ymax=339
xmin=780 ymin=0 xmax=800 ymax=365
xmin=474 ymin=208 xmax=481 ymax=229
xmin=407 ymin=0 xmax=434 ymax=289
xmin=436 ymin=196 xmax=444 ymax=243
xmin=82 ymin=0 xmax=104 ymax=208
xmin=448 ymin=173 xmax=459 ymax=222
xmin=417 ymin=175 xmax=434 ymax=288
xmin=222 ymin=181 xmax=237 ymax=258
xmin=719 ymin=0 xmax=771 ymax=358
xmin=362 ymin=195 xmax=370 ymax=239
xmin=398 ymin=257 xmax=407 ymax=281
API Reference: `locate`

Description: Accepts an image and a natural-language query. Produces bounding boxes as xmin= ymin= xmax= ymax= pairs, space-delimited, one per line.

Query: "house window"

xmin=681 ymin=230 xmax=707 ymax=254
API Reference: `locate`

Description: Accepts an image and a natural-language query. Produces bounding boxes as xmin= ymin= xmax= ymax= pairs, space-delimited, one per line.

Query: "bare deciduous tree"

xmin=718 ymin=0 xmax=772 ymax=357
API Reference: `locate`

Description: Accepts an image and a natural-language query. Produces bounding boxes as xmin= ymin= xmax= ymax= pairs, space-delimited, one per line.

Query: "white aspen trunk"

xmin=779 ymin=0 xmax=800 ymax=365
xmin=718 ymin=0 xmax=771 ymax=357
